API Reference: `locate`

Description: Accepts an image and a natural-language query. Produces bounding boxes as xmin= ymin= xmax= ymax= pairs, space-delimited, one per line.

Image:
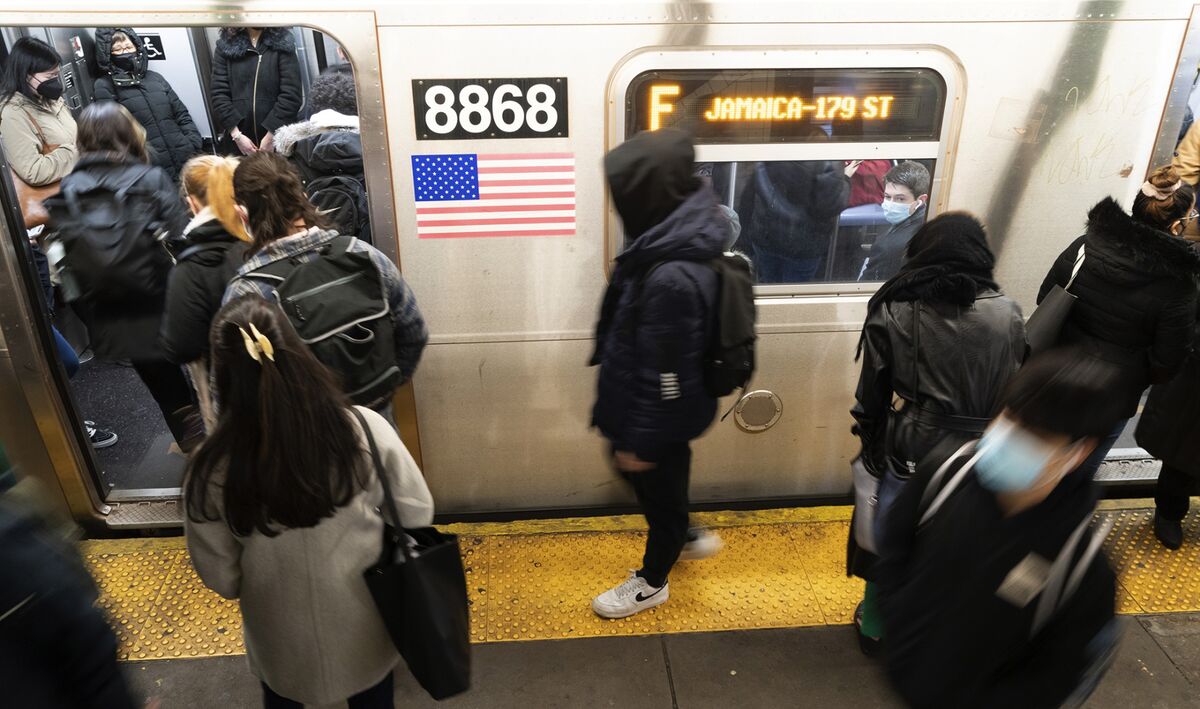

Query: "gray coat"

xmin=185 ymin=406 xmax=434 ymax=705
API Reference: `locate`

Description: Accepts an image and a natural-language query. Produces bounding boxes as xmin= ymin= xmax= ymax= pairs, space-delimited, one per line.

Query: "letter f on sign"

xmin=649 ymin=85 xmax=681 ymax=131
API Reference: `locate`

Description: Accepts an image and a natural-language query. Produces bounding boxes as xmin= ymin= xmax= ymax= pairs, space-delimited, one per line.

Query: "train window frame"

xmin=606 ymin=47 xmax=966 ymax=297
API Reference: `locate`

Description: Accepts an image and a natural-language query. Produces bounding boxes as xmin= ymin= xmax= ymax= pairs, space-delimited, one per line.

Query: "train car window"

xmin=0 ymin=24 xmax=367 ymax=502
xmin=611 ymin=51 xmax=959 ymax=293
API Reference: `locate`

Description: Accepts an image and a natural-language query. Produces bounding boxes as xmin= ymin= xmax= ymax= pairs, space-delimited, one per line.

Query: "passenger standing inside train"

xmin=878 ymin=351 xmax=1126 ymax=707
xmin=159 ymin=155 xmax=249 ymax=431
xmin=186 ymin=295 xmax=433 ymax=709
xmin=849 ymin=213 xmax=1026 ymax=654
xmin=1036 ymin=165 xmax=1200 ymax=484
xmin=223 ymin=152 xmax=427 ymax=417
xmin=858 ymin=161 xmax=930 ymax=282
xmin=590 ymin=129 xmax=727 ymax=619
xmin=211 ymin=27 xmax=303 ymax=156
xmin=93 ymin=28 xmax=203 ymax=180
xmin=45 ymin=102 xmax=201 ymax=452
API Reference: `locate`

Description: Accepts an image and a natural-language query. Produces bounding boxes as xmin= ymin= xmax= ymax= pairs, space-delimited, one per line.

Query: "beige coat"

xmin=186 ymin=406 xmax=435 ymax=705
xmin=0 ymin=93 xmax=78 ymax=186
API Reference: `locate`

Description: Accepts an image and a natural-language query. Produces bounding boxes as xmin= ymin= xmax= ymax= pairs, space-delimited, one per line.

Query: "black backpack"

xmin=306 ymin=175 xmax=372 ymax=245
xmin=50 ymin=165 xmax=173 ymax=302
xmin=237 ymin=236 xmax=399 ymax=407
xmin=641 ymin=253 xmax=757 ymax=398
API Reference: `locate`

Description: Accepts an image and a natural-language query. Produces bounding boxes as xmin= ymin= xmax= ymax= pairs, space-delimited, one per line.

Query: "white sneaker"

xmin=678 ymin=529 xmax=723 ymax=561
xmin=591 ymin=572 xmax=669 ymax=619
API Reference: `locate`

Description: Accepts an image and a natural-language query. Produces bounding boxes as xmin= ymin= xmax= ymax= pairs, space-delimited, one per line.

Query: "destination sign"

xmin=627 ymin=68 xmax=945 ymax=144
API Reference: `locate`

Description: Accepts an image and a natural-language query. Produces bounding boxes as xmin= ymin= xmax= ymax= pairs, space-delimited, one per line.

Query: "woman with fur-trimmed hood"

xmin=1037 ymin=165 xmax=1200 ymax=487
xmin=211 ymin=27 xmax=302 ymax=157
xmin=270 ymin=69 xmax=362 ymax=184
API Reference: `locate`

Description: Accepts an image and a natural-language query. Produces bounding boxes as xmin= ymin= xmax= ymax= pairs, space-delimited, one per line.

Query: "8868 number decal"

xmin=412 ymin=77 xmax=569 ymax=140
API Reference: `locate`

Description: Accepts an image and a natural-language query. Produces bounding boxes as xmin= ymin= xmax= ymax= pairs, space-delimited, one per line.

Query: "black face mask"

xmin=34 ymin=77 xmax=63 ymax=101
xmin=112 ymin=52 xmax=138 ymax=73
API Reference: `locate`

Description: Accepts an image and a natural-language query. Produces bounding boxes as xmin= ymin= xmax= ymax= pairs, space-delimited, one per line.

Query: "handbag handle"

xmin=1064 ymin=244 xmax=1086 ymax=293
xmin=351 ymin=408 xmax=408 ymax=544
xmin=18 ymin=106 xmax=54 ymax=155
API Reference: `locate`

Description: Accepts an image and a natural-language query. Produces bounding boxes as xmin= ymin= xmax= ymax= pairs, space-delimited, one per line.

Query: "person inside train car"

xmin=159 ymin=155 xmax=249 ymax=432
xmin=270 ymin=68 xmax=371 ymax=243
xmin=1135 ymin=268 xmax=1200 ymax=549
xmin=877 ymin=351 xmax=1126 ymax=708
xmin=858 ymin=161 xmax=930 ymax=282
xmin=0 ymin=36 xmax=78 ymax=195
xmin=589 ymin=128 xmax=729 ymax=620
xmin=735 ymin=129 xmax=852 ymax=283
xmin=92 ymin=28 xmax=203 ymax=181
xmin=1036 ymin=165 xmax=1200 ymax=485
xmin=44 ymin=102 xmax=202 ymax=453
xmin=185 ymin=295 xmax=433 ymax=709
xmin=1174 ymin=115 xmax=1200 ymax=186
xmin=211 ymin=27 xmax=303 ymax=156
xmin=848 ymin=212 xmax=1026 ymax=655
xmin=222 ymin=152 xmax=427 ymax=419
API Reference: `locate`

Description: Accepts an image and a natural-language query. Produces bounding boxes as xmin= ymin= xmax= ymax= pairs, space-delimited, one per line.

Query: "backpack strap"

xmin=917 ymin=443 xmax=986 ymax=527
xmin=176 ymin=242 xmax=229 ymax=263
xmin=1030 ymin=512 xmax=1111 ymax=637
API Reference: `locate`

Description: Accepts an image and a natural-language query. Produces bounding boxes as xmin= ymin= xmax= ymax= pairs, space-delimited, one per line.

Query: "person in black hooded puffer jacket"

xmin=211 ymin=27 xmax=302 ymax=156
xmin=93 ymin=28 xmax=202 ymax=180
xmin=1037 ymin=165 xmax=1200 ymax=485
xmin=589 ymin=128 xmax=733 ymax=620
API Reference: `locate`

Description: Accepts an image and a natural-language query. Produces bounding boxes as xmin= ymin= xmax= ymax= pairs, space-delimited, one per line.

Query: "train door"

xmin=0 ymin=13 xmax=410 ymax=527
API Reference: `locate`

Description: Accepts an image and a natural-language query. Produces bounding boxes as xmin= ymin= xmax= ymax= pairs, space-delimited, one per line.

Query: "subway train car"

xmin=0 ymin=1 xmax=1193 ymax=528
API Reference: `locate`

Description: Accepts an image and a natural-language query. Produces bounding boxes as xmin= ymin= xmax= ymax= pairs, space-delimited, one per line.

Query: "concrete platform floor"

xmin=120 ymin=614 xmax=1200 ymax=708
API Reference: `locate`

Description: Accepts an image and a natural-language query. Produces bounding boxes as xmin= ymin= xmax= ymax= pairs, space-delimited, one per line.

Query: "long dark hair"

xmin=185 ymin=295 xmax=364 ymax=537
xmin=76 ymin=102 xmax=150 ymax=163
xmin=0 ymin=37 xmax=60 ymax=104
xmin=233 ymin=152 xmax=332 ymax=254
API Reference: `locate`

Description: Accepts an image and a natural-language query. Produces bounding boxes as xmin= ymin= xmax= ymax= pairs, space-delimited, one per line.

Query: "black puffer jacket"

xmin=852 ymin=291 xmax=1026 ymax=479
xmin=93 ymin=28 xmax=202 ymax=179
xmin=211 ymin=28 xmax=302 ymax=154
xmin=738 ymin=159 xmax=850 ymax=261
xmin=1038 ymin=197 xmax=1200 ymax=417
xmin=1136 ymin=296 xmax=1200 ymax=476
xmin=272 ymin=110 xmax=364 ymax=184
xmin=159 ymin=216 xmax=247 ymax=364
xmin=591 ymin=131 xmax=727 ymax=461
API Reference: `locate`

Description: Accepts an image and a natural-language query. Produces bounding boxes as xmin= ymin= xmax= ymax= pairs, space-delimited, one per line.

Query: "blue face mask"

xmin=881 ymin=199 xmax=913 ymax=225
xmin=974 ymin=419 xmax=1058 ymax=493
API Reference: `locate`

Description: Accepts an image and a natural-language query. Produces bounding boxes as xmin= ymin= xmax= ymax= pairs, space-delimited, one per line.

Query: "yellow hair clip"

xmin=238 ymin=324 xmax=275 ymax=364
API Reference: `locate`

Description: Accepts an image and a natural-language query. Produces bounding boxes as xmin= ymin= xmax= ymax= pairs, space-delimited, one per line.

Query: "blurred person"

xmin=846 ymin=158 xmax=893 ymax=208
xmin=211 ymin=27 xmax=302 ymax=156
xmin=849 ymin=212 xmax=1026 ymax=654
xmin=878 ymin=351 xmax=1127 ymax=707
xmin=1037 ymin=166 xmax=1200 ymax=484
xmin=589 ymin=129 xmax=730 ymax=619
xmin=185 ymin=295 xmax=433 ymax=709
xmin=45 ymin=102 xmax=200 ymax=452
xmin=160 ymin=155 xmax=249 ymax=430
xmin=223 ymin=152 xmax=427 ymax=415
xmin=1174 ymin=115 xmax=1200 ymax=185
xmin=93 ymin=28 xmax=203 ymax=180
xmin=858 ymin=161 xmax=930 ymax=282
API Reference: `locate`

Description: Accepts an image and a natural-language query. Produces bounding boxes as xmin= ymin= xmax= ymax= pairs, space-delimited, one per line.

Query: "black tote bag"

xmin=1025 ymin=244 xmax=1086 ymax=355
xmin=352 ymin=409 xmax=471 ymax=700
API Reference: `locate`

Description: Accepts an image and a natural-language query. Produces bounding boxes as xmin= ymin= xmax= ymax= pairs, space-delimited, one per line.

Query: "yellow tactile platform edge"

xmin=81 ymin=501 xmax=1200 ymax=661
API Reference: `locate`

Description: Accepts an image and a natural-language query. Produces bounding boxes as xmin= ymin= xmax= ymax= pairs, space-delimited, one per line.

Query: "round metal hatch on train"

xmin=733 ymin=390 xmax=783 ymax=432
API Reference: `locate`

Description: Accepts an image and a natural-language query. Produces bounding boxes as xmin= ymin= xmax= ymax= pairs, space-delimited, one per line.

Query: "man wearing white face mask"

xmin=859 ymin=161 xmax=930 ymax=282
xmin=876 ymin=350 xmax=1126 ymax=708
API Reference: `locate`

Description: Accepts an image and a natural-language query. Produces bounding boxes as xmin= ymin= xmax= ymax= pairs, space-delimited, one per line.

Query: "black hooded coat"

xmin=93 ymin=28 xmax=202 ymax=179
xmin=210 ymin=28 xmax=302 ymax=154
xmin=1038 ymin=197 xmax=1200 ymax=418
xmin=590 ymin=130 xmax=727 ymax=461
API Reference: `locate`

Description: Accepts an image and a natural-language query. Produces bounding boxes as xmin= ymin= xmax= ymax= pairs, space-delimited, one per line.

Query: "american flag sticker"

xmin=411 ymin=152 xmax=576 ymax=238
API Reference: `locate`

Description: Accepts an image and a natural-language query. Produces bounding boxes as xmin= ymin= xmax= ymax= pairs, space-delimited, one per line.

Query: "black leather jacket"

xmin=851 ymin=290 xmax=1027 ymax=477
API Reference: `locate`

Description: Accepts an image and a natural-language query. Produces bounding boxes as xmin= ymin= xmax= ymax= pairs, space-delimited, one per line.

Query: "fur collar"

xmin=272 ymin=110 xmax=360 ymax=156
xmin=1085 ymin=197 xmax=1200 ymax=281
xmin=215 ymin=27 xmax=295 ymax=58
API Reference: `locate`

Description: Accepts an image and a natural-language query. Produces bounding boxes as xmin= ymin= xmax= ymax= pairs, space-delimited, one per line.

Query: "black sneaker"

xmin=1154 ymin=513 xmax=1183 ymax=550
xmin=85 ymin=420 xmax=118 ymax=449
xmin=853 ymin=602 xmax=882 ymax=657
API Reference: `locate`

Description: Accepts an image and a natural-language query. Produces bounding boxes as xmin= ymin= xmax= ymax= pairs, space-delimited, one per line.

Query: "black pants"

xmin=131 ymin=359 xmax=197 ymax=446
xmin=622 ymin=443 xmax=692 ymax=588
xmin=1155 ymin=463 xmax=1196 ymax=522
xmin=262 ymin=672 xmax=393 ymax=709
